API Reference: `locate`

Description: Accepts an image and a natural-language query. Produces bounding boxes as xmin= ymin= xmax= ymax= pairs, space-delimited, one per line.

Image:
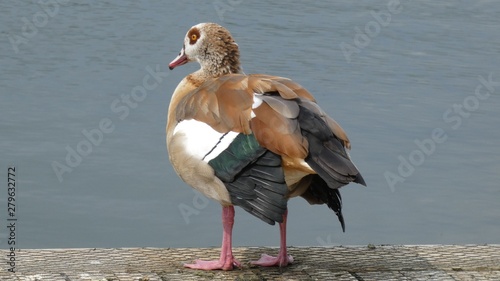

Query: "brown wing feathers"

xmin=174 ymin=73 xmax=364 ymax=228
xmin=251 ymin=101 xmax=308 ymax=159
xmin=175 ymin=74 xmax=317 ymax=135
xmin=248 ymin=74 xmax=316 ymax=101
xmin=176 ymin=75 xmax=254 ymax=134
xmin=175 ymin=73 xmax=357 ymax=170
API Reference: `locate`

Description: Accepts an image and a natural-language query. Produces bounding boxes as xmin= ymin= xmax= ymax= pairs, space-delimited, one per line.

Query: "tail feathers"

xmin=297 ymin=102 xmax=366 ymax=231
xmin=354 ymin=172 xmax=367 ymax=186
xmin=309 ymin=175 xmax=345 ymax=232
xmin=298 ymin=103 xmax=365 ymax=187
xmin=306 ymin=134 xmax=362 ymax=185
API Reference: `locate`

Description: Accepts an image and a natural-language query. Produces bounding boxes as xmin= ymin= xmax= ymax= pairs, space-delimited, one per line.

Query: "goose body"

xmin=167 ymin=23 xmax=366 ymax=270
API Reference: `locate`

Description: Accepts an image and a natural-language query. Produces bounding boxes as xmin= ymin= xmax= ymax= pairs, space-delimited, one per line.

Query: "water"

xmin=1 ymin=1 xmax=499 ymax=250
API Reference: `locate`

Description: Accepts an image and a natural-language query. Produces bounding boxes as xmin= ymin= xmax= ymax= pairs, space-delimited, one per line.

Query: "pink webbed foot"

xmin=251 ymin=209 xmax=293 ymax=267
xmin=184 ymin=257 xmax=241 ymax=271
xmin=184 ymin=206 xmax=240 ymax=270
xmin=251 ymin=253 xmax=294 ymax=267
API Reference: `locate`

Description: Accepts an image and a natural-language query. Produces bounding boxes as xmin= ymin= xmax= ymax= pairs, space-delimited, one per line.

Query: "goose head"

xmin=169 ymin=23 xmax=241 ymax=77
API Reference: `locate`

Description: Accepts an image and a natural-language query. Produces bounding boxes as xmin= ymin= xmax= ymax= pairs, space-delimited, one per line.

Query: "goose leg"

xmin=184 ymin=205 xmax=241 ymax=270
xmin=251 ymin=209 xmax=294 ymax=267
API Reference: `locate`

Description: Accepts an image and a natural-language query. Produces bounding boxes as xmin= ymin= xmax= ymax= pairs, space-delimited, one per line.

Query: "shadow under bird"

xmin=166 ymin=23 xmax=366 ymax=270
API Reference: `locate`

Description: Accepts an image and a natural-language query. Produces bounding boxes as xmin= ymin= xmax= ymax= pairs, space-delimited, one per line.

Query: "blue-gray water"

xmin=1 ymin=1 xmax=499 ymax=250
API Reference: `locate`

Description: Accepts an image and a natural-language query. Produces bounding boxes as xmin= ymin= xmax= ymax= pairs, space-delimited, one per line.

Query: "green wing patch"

xmin=208 ymin=133 xmax=266 ymax=182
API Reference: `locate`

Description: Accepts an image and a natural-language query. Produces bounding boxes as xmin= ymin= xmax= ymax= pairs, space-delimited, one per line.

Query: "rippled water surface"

xmin=1 ymin=1 xmax=499 ymax=249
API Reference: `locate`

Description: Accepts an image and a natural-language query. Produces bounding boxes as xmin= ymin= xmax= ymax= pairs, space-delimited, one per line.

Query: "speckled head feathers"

xmin=169 ymin=23 xmax=241 ymax=77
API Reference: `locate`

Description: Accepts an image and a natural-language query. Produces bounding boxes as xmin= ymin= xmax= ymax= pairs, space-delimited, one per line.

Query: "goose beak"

xmin=169 ymin=47 xmax=188 ymax=70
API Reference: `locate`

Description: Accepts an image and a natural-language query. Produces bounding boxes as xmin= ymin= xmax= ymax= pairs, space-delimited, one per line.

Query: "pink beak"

xmin=169 ymin=47 xmax=188 ymax=70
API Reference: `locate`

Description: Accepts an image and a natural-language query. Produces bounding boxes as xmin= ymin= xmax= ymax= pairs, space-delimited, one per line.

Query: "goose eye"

xmin=189 ymin=33 xmax=199 ymax=45
xmin=188 ymin=29 xmax=200 ymax=45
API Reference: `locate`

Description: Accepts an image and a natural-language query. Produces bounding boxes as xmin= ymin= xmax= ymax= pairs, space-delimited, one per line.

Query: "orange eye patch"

xmin=188 ymin=28 xmax=200 ymax=45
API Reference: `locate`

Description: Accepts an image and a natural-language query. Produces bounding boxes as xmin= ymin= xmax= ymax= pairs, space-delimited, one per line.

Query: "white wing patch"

xmin=173 ymin=120 xmax=238 ymax=162
xmin=250 ymin=93 xmax=299 ymax=119
xmin=252 ymin=94 xmax=263 ymax=109
xmin=251 ymin=93 xmax=263 ymax=118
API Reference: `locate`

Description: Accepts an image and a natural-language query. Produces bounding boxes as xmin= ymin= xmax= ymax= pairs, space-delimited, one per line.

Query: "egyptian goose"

xmin=167 ymin=23 xmax=366 ymax=270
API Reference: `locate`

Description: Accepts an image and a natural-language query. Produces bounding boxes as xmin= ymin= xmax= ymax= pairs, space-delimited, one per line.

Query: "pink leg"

xmin=184 ymin=206 xmax=241 ymax=270
xmin=251 ymin=209 xmax=294 ymax=267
